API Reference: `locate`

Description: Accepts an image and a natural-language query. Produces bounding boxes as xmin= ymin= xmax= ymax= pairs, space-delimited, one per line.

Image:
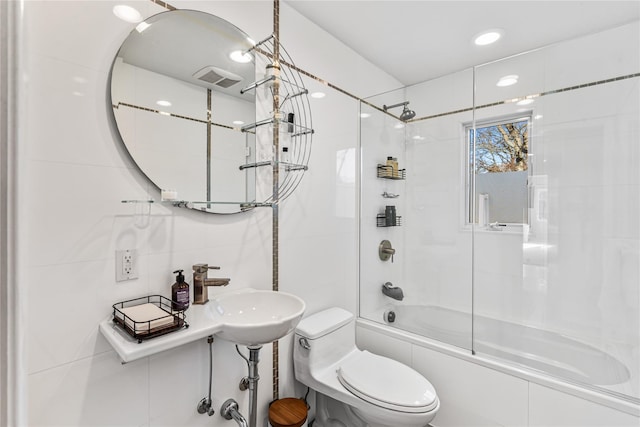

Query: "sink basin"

xmin=208 ymin=289 xmax=306 ymax=346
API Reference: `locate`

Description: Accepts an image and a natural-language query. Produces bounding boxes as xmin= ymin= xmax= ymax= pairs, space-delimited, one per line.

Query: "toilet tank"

xmin=294 ymin=308 xmax=357 ymax=380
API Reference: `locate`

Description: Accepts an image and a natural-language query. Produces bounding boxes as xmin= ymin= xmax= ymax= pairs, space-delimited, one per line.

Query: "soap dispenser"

xmin=171 ymin=269 xmax=190 ymax=311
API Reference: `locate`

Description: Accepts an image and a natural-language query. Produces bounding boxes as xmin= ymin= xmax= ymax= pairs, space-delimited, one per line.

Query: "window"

xmin=466 ymin=114 xmax=531 ymax=225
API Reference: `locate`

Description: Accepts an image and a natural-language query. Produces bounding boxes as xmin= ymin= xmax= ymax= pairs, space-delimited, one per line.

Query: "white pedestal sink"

xmin=207 ymin=289 xmax=306 ymax=427
xmin=207 ymin=288 xmax=306 ymax=345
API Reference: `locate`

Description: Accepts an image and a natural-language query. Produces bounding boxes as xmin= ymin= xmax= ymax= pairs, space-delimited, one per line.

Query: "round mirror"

xmin=110 ymin=10 xmax=257 ymax=214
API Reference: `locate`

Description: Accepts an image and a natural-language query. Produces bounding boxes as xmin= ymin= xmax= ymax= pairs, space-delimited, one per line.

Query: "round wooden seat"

xmin=269 ymin=398 xmax=308 ymax=427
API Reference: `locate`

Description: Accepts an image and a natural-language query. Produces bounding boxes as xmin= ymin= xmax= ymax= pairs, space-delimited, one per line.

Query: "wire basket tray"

xmin=377 ymin=164 xmax=406 ymax=180
xmin=376 ymin=214 xmax=403 ymax=227
xmin=112 ymin=295 xmax=188 ymax=343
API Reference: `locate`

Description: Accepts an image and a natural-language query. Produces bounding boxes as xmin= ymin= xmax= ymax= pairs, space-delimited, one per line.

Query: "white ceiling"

xmin=285 ymin=1 xmax=640 ymax=86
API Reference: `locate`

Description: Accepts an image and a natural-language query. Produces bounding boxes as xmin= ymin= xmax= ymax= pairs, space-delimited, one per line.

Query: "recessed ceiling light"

xmin=311 ymin=92 xmax=326 ymax=99
xmin=516 ymin=98 xmax=534 ymax=106
xmin=473 ymin=29 xmax=504 ymax=46
xmin=360 ymin=113 xmax=371 ymax=118
xmin=233 ymin=120 xmax=245 ymax=125
xmin=394 ymin=123 xmax=405 ymax=129
xmin=113 ymin=5 xmax=142 ymax=23
xmin=159 ymin=111 xmax=171 ymax=116
xmin=412 ymin=135 xmax=425 ymax=140
xmin=156 ymin=100 xmax=172 ymax=107
xmin=229 ymin=50 xmax=252 ymax=63
xmin=496 ymin=75 xmax=519 ymax=87
xmin=534 ymin=114 xmax=543 ymax=120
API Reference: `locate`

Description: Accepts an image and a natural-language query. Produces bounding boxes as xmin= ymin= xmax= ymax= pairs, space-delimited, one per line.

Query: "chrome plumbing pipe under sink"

xmin=220 ymin=399 xmax=248 ymax=427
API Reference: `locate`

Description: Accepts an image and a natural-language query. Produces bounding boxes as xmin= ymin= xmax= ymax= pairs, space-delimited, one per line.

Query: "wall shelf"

xmin=239 ymin=160 xmax=309 ymax=171
xmin=376 ymin=214 xmax=402 ymax=227
xmin=121 ymin=199 xmax=273 ymax=210
xmin=377 ymin=164 xmax=406 ymax=180
xmin=121 ymin=200 xmax=154 ymax=204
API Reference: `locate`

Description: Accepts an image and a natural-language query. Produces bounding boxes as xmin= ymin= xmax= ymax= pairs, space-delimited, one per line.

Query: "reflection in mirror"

xmin=110 ymin=9 xmax=257 ymax=214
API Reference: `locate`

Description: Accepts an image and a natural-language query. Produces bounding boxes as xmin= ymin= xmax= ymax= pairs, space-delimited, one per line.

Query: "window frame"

xmin=464 ymin=112 xmax=533 ymax=226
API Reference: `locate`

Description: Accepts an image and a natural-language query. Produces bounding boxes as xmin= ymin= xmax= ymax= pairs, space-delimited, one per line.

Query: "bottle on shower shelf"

xmin=386 ymin=156 xmax=398 ymax=177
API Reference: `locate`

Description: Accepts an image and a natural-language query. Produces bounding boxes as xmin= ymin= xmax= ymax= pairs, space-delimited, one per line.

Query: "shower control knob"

xmin=379 ymin=240 xmax=396 ymax=262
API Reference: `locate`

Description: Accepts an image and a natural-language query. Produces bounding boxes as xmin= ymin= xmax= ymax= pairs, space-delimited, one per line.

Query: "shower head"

xmin=399 ymin=105 xmax=416 ymax=121
xmin=383 ymin=101 xmax=416 ymax=121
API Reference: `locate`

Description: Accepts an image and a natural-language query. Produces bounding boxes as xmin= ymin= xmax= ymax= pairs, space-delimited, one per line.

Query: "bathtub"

xmin=365 ymin=305 xmax=637 ymax=402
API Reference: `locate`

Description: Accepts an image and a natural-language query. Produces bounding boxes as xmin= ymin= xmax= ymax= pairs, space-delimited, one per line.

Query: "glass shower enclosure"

xmin=359 ymin=21 xmax=639 ymax=404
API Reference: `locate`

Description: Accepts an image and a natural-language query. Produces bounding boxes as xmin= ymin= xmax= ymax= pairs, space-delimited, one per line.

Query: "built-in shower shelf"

xmin=376 ymin=214 xmax=402 ymax=227
xmin=377 ymin=164 xmax=406 ymax=180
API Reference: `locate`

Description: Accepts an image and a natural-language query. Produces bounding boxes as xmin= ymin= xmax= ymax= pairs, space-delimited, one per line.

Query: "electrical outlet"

xmin=116 ymin=249 xmax=138 ymax=282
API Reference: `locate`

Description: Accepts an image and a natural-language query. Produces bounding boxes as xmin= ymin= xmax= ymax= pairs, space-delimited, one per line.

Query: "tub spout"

xmin=220 ymin=399 xmax=248 ymax=427
xmin=382 ymin=282 xmax=404 ymax=301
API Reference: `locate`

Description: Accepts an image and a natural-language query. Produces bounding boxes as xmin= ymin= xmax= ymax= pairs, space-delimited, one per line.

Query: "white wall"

xmin=19 ymin=1 xmax=638 ymax=425
xmin=18 ymin=0 xmax=400 ymax=425
xmin=473 ymin=22 xmax=640 ymax=402
xmin=359 ymin=68 xmax=475 ymax=339
xmin=358 ymin=19 xmax=640 ymax=426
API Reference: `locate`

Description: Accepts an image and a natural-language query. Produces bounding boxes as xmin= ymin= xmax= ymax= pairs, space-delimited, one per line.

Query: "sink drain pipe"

xmin=234 ymin=344 xmax=262 ymax=427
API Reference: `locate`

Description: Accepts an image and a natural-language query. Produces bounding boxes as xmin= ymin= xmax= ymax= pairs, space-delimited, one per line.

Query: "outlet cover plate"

xmin=116 ymin=249 xmax=138 ymax=282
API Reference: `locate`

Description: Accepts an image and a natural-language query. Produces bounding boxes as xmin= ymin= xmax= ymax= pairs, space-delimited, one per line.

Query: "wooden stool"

xmin=269 ymin=398 xmax=308 ymax=427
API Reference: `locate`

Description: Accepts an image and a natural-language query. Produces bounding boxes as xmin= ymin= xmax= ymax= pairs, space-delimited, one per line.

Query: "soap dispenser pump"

xmin=171 ymin=269 xmax=190 ymax=311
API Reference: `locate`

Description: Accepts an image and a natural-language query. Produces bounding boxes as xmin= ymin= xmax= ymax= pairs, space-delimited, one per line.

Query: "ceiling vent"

xmin=192 ymin=66 xmax=243 ymax=88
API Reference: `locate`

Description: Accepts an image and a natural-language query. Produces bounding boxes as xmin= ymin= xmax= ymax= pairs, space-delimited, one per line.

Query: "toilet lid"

xmin=337 ymin=351 xmax=438 ymax=413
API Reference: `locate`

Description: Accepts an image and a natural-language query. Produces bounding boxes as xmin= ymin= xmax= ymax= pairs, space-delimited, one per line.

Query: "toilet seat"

xmin=337 ymin=351 xmax=438 ymax=413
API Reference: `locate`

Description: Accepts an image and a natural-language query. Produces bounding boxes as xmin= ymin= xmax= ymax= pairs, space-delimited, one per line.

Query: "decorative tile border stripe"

xmin=113 ymin=102 xmax=237 ymax=130
xmin=412 ymin=72 xmax=640 ymax=122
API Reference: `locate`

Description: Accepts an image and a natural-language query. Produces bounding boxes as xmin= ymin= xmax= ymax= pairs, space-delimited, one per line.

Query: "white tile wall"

xmin=18 ymin=1 xmax=639 ymax=426
xmin=357 ymin=18 xmax=639 ymax=427
xmin=529 ymin=383 xmax=640 ymax=427
xmin=20 ymin=1 xmax=400 ymax=426
xmin=412 ymin=345 xmax=529 ymax=427
xmin=357 ymin=324 xmax=640 ymax=427
xmin=29 ymin=352 xmax=149 ymax=426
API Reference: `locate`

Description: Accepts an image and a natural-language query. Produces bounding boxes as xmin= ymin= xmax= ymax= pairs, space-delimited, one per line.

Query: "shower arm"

xmin=382 ymin=101 xmax=416 ymax=121
xmin=383 ymin=101 xmax=409 ymax=111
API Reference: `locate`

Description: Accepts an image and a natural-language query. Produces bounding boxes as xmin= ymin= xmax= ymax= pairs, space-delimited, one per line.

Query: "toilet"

xmin=293 ymin=308 xmax=439 ymax=427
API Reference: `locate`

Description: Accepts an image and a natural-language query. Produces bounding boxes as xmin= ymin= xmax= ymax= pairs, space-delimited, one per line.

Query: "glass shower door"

xmin=471 ymin=24 xmax=640 ymax=402
xmin=359 ymin=68 xmax=475 ymax=352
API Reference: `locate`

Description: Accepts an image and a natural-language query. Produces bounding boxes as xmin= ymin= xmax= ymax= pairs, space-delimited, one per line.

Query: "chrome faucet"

xmin=382 ymin=282 xmax=404 ymax=301
xmin=193 ymin=264 xmax=230 ymax=304
xmin=220 ymin=399 xmax=248 ymax=427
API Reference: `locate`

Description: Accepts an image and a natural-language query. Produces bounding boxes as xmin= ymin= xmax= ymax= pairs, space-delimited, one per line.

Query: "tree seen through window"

xmin=467 ymin=116 xmax=531 ymax=224
xmin=471 ymin=119 xmax=529 ymax=174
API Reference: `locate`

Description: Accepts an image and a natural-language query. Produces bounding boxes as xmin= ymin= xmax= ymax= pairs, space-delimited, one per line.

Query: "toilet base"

xmin=312 ymin=393 xmax=435 ymax=427
xmin=312 ymin=393 xmax=360 ymax=427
